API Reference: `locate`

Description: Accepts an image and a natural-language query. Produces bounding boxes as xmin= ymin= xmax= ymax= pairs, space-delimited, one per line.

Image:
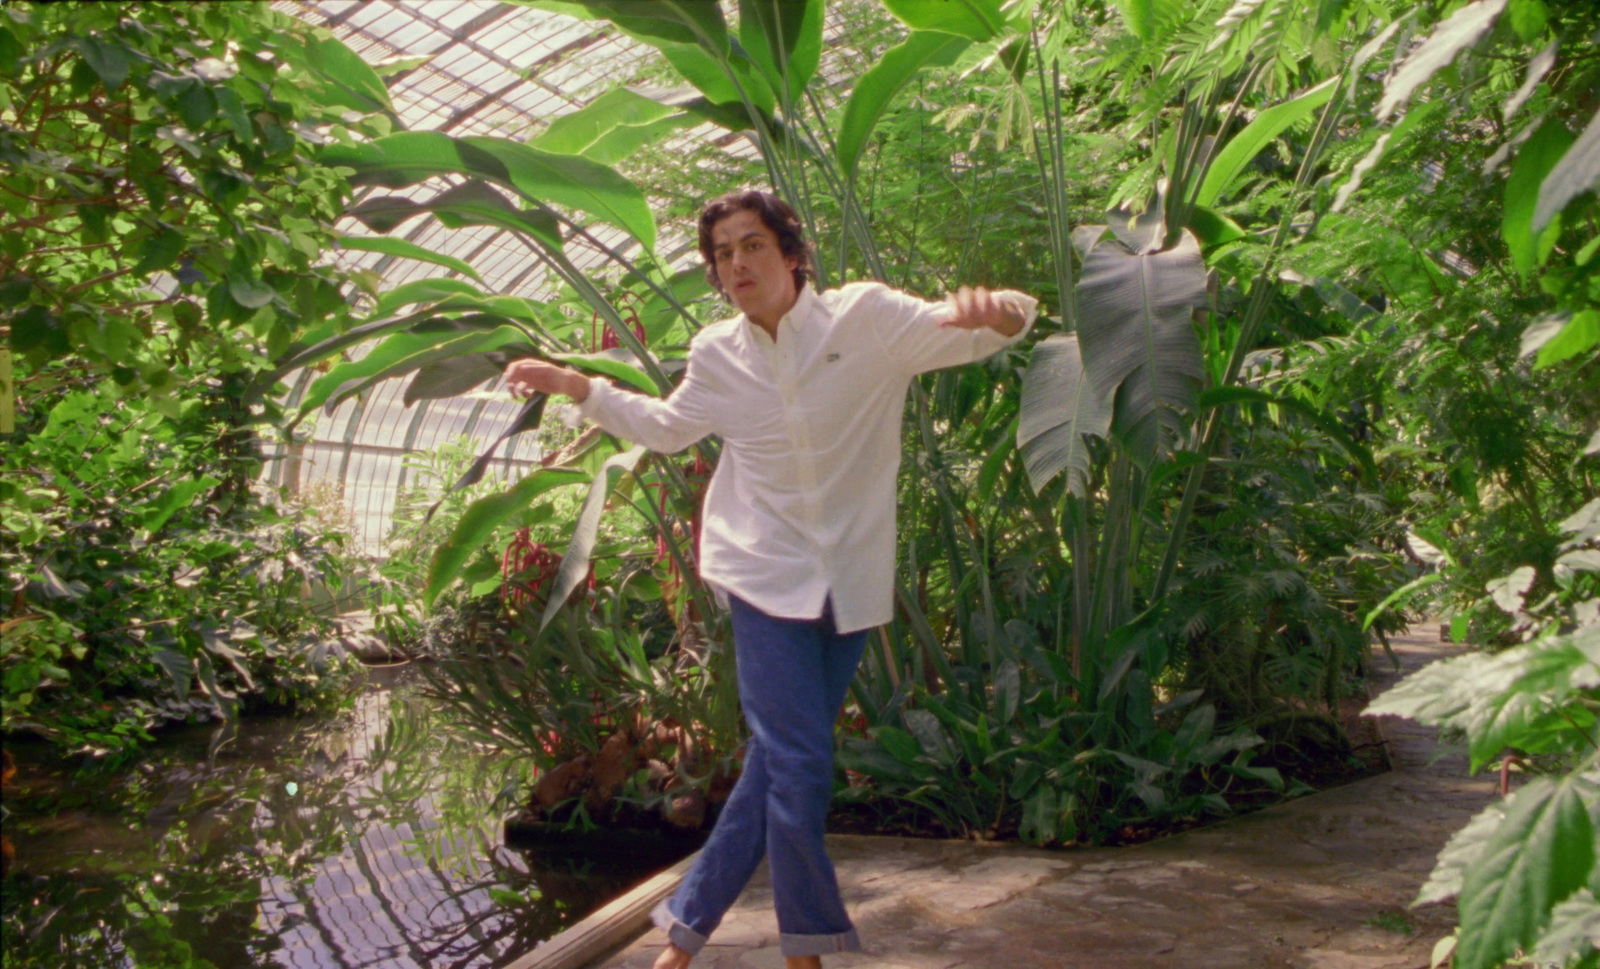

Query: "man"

xmin=505 ymin=190 xmax=1034 ymax=969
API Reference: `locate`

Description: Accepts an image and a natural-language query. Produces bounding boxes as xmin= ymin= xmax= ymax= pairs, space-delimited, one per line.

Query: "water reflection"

xmin=1 ymin=667 xmax=690 ymax=968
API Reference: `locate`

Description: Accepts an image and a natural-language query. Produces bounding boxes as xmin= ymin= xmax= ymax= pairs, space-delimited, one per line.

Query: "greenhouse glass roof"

xmin=262 ymin=1 xmax=890 ymax=555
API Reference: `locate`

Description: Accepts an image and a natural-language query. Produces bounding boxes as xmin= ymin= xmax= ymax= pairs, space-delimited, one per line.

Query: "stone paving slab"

xmin=594 ymin=631 xmax=1489 ymax=969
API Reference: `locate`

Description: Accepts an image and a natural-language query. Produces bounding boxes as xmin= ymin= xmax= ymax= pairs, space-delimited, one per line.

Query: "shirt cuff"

xmin=574 ymin=376 xmax=610 ymax=425
xmin=979 ymin=291 xmax=1039 ymax=352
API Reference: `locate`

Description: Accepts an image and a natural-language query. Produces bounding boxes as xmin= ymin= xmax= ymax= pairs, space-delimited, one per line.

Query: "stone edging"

xmin=502 ymin=850 xmax=700 ymax=969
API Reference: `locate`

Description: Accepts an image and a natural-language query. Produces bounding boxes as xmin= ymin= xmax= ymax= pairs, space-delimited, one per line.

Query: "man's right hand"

xmin=505 ymin=359 xmax=591 ymax=403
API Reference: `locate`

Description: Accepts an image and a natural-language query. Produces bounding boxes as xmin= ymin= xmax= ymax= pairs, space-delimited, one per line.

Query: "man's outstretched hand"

xmin=942 ymin=285 xmax=1026 ymax=336
xmin=505 ymin=359 xmax=590 ymax=403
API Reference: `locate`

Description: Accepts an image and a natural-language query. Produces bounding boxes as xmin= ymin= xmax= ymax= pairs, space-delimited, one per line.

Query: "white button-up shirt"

xmin=577 ymin=281 xmax=1037 ymax=633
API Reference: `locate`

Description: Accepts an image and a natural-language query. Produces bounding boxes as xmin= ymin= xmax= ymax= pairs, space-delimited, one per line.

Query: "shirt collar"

xmin=742 ymin=281 xmax=819 ymax=342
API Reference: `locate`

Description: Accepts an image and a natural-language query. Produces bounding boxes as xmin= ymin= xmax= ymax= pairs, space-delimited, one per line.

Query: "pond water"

xmin=1 ymin=666 xmax=695 ymax=969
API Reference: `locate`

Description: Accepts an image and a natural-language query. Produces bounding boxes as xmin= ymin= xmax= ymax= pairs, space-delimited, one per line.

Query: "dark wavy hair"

xmin=696 ymin=190 xmax=815 ymax=296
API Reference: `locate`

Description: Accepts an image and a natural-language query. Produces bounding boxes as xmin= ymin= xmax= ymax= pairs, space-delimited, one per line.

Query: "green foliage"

xmin=0 ymin=1 xmax=395 ymax=758
xmin=0 ymin=384 xmax=358 ymax=759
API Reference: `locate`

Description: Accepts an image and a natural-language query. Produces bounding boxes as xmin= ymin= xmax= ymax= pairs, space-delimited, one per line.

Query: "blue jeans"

xmin=652 ymin=595 xmax=869 ymax=958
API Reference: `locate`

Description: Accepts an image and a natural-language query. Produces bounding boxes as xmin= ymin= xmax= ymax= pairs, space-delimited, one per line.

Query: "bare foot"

xmin=785 ymin=957 xmax=822 ymax=969
xmin=653 ymin=943 xmax=693 ymax=969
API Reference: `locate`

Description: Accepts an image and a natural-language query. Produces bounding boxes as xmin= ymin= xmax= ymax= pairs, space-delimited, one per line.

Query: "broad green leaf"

xmin=1533 ymin=106 xmax=1600 ymax=236
xmin=872 ymin=724 xmax=922 ymax=765
xmin=530 ymin=87 xmax=691 ymax=164
xmin=324 ymin=133 xmax=650 ymax=248
xmin=425 ymin=468 xmax=588 ymax=608
xmin=1502 ymin=40 xmax=1557 ymax=123
xmin=994 ymin=659 xmax=1020 ymax=724
xmin=228 ymin=271 xmax=275 ymax=309
xmin=1504 ymin=119 xmax=1574 ymax=277
xmin=338 ymin=236 xmax=484 ymax=284
xmin=881 ymin=0 xmax=1007 ymax=41
xmin=1366 ymin=631 xmax=1600 ymax=773
xmin=374 ymin=278 xmax=490 ymax=319
xmin=656 ymin=40 xmax=776 ymax=113
xmin=512 ymin=0 xmax=729 ymax=52
xmin=1076 ymin=229 xmax=1207 ymax=461
xmin=304 ymin=33 xmax=393 ymax=116
xmin=1456 ymin=773 xmax=1598 ymax=969
xmin=1197 ymin=78 xmax=1337 ymax=207
xmin=1019 ymin=785 xmax=1059 ymax=845
xmin=403 ymin=351 xmax=506 ymax=405
xmin=1115 ymin=0 xmax=1155 ymax=41
xmin=1416 ymin=799 xmax=1507 ymax=905
xmin=540 ymin=445 xmax=647 ymax=630
xmin=298 ymin=319 xmax=513 ymax=415
xmin=902 ymin=709 xmax=957 ymax=766
xmin=319 ymin=325 xmax=533 ymax=416
xmin=132 ymin=226 xmax=185 ymax=276
xmin=738 ymin=0 xmax=823 ymax=101
xmin=73 ymin=35 xmax=129 ymax=89
xmin=1186 ymin=205 xmax=1246 ymax=248
xmin=1532 ymin=888 xmax=1600 ymax=969
xmin=349 ymin=181 xmax=564 ymax=251
xmin=1173 ymin=703 xmax=1216 ymax=762
xmin=551 ymin=348 xmax=675 ymax=395
xmin=271 ymin=308 xmax=439 ymax=377
xmin=836 ymin=31 xmax=971 ymax=178
xmin=138 ymin=474 xmax=220 ymax=536
xmin=1377 ymin=0 xmax=1506 ymax=121
xmin=1017 ymin=333 xmax=1112 ymax=495
xmin=1535 ymin=310 xmax=1600 ymax=370
xmin=459 ymin=136 xmax=656 ymax=251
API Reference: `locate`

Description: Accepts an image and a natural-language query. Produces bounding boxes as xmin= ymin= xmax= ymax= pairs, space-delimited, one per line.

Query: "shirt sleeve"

xmin=575 ymin=345 xmax=717 ymax=454
xmin=865 ymin=283 xmax=1039 ymax=375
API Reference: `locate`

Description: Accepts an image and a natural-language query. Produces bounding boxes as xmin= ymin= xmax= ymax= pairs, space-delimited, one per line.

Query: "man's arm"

xmin=863 ymin=283 xmax=1038 ymax=375
xmin=505 ymin=357 xmax=715 ymax=455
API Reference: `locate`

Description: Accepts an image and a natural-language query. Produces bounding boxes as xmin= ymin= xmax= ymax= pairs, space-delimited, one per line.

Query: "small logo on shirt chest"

xmin=826 ymin=352 xmax=841 ymax=362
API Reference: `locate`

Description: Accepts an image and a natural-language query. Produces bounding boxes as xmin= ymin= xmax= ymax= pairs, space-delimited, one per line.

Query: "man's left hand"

xmin=943 ymin=286 xmax=1025 ymax=336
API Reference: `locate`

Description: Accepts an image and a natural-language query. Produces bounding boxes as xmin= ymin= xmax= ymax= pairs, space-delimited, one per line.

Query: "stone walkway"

xmin=595 ymin=630 xmax=1491 ymax=969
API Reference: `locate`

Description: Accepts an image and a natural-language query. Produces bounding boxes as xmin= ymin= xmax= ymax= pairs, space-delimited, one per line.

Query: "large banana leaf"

xmin=513 ymin=1 xmax=729 ymax=52
xmin=530 ymin=87 xmax=694 ymax=165
xmin=1017 ymin=334 xmax=1113 ymax=496
xmin=336 ymin=236 xmax=484 ymax=284
xmin=1195 ymin=77 xmax=1337 ymax=207
xmin=347 ymin=180 xmax=563 ymax=250
xmin=299 ymin=321 xmax=530 ymax=417
xmin=320 ymin=132 xmax=655 ymax=251
xmin=836 ymin=31 xmax=972 ymax=178
xmin=1075 ymin=227 xmax=1207 ymax=461
xmin=881 ymin=0 xmax=1010 ymax=41
xmin=654 ymin=40 xmax=776 ymax=113
xmin=739 ymin=0 xmax=823 ymax=102
xmin=540 ymin=445 xmax=647 ymax=631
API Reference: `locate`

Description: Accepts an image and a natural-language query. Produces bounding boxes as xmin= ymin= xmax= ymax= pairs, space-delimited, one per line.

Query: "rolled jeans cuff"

xmin=780 ymin=927 xmax=861 ymax=958
xmin=651 ymin=899 xmax=708 ymax=956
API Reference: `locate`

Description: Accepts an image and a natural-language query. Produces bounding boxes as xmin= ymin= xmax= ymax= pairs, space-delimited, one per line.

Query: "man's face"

xmin=710 ymin=208 xmax=798 ymax=325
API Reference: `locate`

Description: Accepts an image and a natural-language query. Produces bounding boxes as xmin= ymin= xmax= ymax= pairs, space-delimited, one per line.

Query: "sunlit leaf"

xmin=1377 ymin=0 xmax=1507 ymax=121
xmin=1532 ymin=106 xmax=1600 ymax=235
xmin=338 ymin=236 xmax=484 ymax=284
xmin=1197 ymin=78 xmax=1336 ymax=207
xmin=425 ymin=467 xmax=589 ymax=609
xmin=540 ymin=446 xmax=647 ymax=630
xmin=836 ymin=31 xmax=971 ymax=178
xmin=1017 ymin=334 xmax=1111 ymax=495
xmin=1456 ymin=773 xmax=1598 ymax=969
